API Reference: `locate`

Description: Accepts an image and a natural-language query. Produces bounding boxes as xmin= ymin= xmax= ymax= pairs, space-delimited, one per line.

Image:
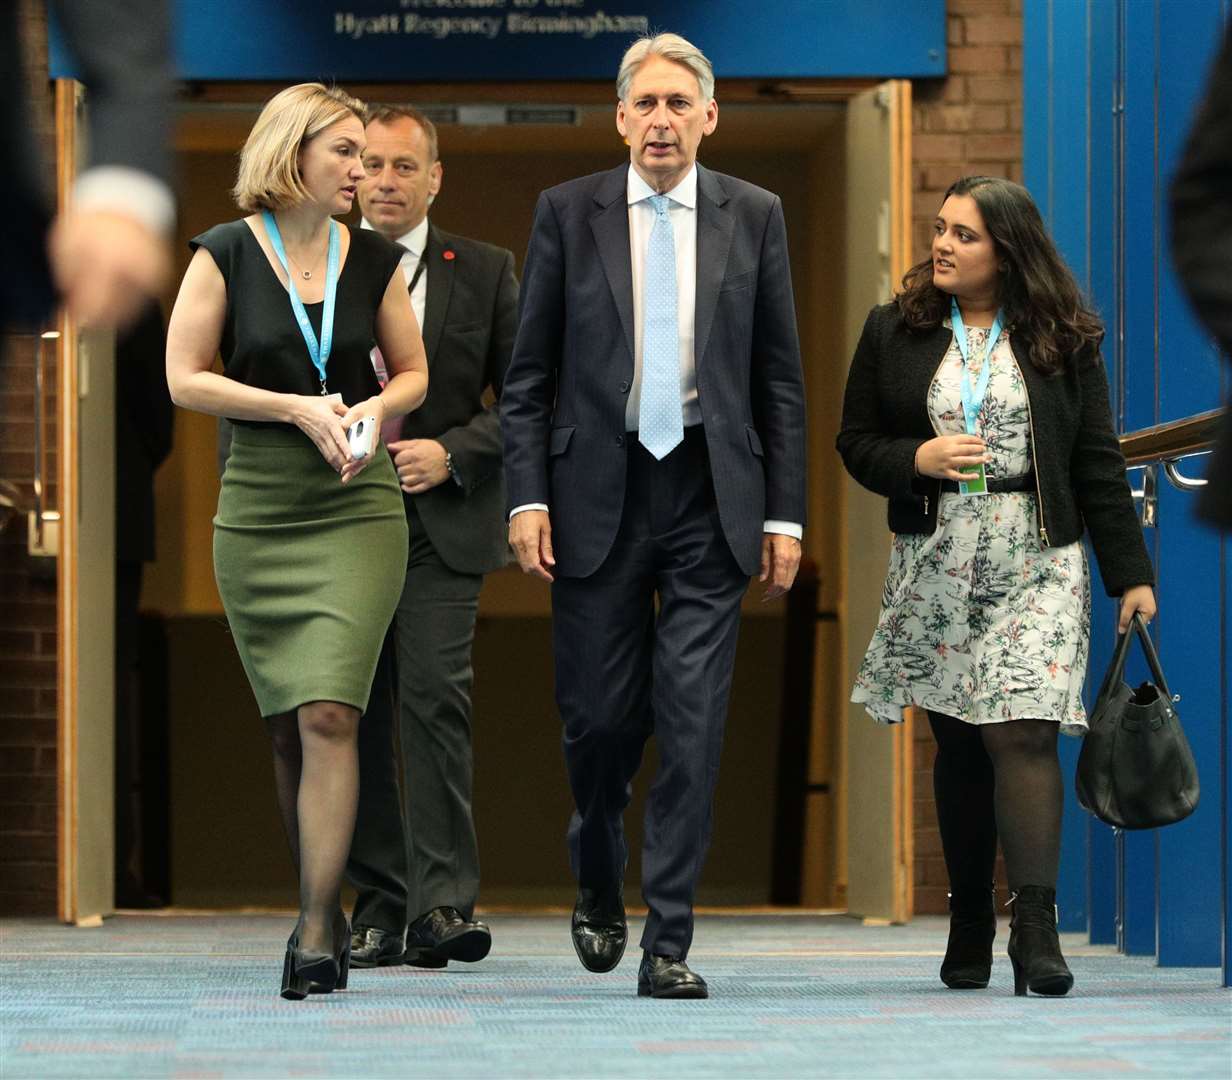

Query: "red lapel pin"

xmin=443 ymin=250 xmax=455 ymax=261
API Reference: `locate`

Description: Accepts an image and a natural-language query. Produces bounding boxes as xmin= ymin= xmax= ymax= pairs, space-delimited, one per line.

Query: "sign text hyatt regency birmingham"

xmin=335 ymin=2 xmax=651 ymax=42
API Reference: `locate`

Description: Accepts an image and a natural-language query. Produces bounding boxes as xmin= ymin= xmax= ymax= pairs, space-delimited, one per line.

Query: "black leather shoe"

xmin=571 ymin=887 xmax=627 ymax=973
xmin=349 ymin=925 xmax=406 ymax=969
xmin=637 ymin=953 xmax=708 ymax=999
xmin=405 ymin=907 xmax=491 ymax=968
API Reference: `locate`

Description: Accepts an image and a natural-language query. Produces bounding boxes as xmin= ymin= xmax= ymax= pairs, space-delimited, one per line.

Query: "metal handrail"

xmin=1119 ymin=408 xmax=1223 ymax=467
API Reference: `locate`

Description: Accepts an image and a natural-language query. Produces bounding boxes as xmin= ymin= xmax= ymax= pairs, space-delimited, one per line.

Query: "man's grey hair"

xmin=616 ymin=33 xmax=715 ymax=103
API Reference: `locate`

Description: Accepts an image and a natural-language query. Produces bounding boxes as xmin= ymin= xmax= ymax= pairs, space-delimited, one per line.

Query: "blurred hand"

xmin=49 ymin=210 xmax=171 ymax=330
xmin=760 ymin=533 xmax=802 ymax=602
xmin=509 ymin=509 xmax=554 ymax=583
xmin=915 ymin=435 xmax=991 ymax=482
xmin=388 ymin=438 xmax=449 ymax=494
xmin=1118 ymin=585 xmax=1157 ymax=633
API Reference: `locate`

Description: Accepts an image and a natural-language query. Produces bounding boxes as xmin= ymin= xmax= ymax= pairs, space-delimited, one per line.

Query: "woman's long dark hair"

xmin=897 ymin=176 xmax=1104 ymax=374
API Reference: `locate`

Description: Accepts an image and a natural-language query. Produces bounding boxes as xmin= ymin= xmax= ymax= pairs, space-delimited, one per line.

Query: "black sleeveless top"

xmin=190 ymin=220 xmax=404 ymax=427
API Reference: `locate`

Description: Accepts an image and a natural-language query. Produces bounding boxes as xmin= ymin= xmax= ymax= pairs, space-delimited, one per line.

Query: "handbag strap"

xmin=1130 ymin=612 xmax=1173 ymax=701
xmin=1095 ymin=612 xmax=1138 ymax=702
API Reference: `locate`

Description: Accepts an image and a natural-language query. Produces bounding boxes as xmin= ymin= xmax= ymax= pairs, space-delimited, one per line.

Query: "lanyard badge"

xmin=949 ymin=296 xmax=1003 ymax=497
xmin=262 ymin=211 xmax=341 ymax=395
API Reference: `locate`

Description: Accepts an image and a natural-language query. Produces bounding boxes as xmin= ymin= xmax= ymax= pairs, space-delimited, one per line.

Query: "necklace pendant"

xmin=302 ymin=269 xmax=312 ymax=280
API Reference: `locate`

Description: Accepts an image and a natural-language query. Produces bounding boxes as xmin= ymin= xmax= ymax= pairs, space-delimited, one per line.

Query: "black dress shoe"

xmin=637 ymin=953 xmax=708 ymax=999
xmin=349 ymin=925 xmax=406 ymax=969
xmin=571 ymin=887 xmax=627 ymax=973
xmin=405 ymin=907 xmax=491 ymax=968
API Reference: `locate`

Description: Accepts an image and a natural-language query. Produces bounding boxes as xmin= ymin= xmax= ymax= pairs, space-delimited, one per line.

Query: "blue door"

xmin=1024 ymin=0 xmax=1229 ymax=979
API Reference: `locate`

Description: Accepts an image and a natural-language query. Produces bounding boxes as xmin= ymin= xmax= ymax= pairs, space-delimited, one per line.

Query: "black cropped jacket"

xmin=836 ymin=303 xmax=1155 ymax=597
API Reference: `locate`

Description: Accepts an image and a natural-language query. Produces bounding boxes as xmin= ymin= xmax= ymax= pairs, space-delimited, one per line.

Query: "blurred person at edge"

xmin=5 ymin=0 xmax=174 ymax=334
xmin=1171 ymin=19 xmax=1232 ymax=530
xmin=164 ymin=84 xmax=428 ymax=1001
xmin=838 ymin=176 xmax=1156 ymax=1000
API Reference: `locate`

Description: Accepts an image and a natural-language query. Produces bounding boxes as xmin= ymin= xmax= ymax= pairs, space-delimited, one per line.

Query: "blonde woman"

xmin=166 ymin=84 xmax=428 ymax=999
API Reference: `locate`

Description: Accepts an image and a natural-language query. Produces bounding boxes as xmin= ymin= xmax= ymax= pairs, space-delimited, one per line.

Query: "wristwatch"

xmin=444 ymin=450 xmax=462 ymax=488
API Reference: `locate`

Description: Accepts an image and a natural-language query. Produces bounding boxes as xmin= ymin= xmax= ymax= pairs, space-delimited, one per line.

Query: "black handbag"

xmin=1075 ymin=613 xmax=1199 ymax=830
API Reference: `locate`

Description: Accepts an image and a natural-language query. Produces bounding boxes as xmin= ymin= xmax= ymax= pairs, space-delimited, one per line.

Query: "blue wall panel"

xmin=1025 ymin=0 xmax=1230 ymax=980
xmin=1119 ymin=0 xmax=1159 ymax=433
xmin=1155 ymin=482 xmax=1223 ymax=966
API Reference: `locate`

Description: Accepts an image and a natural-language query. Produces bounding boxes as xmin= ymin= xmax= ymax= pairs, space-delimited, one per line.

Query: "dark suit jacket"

xmin=1171 ymin=19 xmax=1232 ymax=529
xmin=4 ymin=0 xmax=173 ymax=332
xmin=500 ymin=162 xmax=807 ymax=578
xmin=398 ymin=224 xmax=518 ymax=575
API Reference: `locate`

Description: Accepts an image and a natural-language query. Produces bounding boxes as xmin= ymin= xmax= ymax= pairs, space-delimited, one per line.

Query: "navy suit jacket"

xmin=501 ymin=162 xmax=807 ymax=578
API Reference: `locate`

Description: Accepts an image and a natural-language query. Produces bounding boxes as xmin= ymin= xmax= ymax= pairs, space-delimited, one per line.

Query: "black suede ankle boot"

xmin=940 ymin=887 xmax=996 ymax=989
xmin=1006 ymin=885 xmax=1073 ymax=997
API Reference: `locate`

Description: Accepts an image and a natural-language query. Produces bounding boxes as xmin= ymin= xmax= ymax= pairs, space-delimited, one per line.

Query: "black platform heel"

xmin=1006 ymin=886 xmax=1073 ymax=997
xmin=280 ymin=925 xmax=340 ymax=1001
xmin=307 ymin=909 xmax=351 ymax=993
xmin=334 ymin=910 xmax=351 ymax=991
xmin=940 ymin=887 xmax=996 ymax=989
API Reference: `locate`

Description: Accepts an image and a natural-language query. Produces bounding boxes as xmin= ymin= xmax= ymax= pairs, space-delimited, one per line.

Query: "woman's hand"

xmin=914 ymin=435 xmax=992 ymax=481
xmin=290 ymin=394 xmax=351 ymax=473
xmin=338 ymin=395 xmax=387 ymax=484
xmin=1118 ymin=584 xmax=1157 ymax=633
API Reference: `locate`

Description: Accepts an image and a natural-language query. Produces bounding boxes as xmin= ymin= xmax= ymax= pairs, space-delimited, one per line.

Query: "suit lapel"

xmin=694 ymin=165 xmax=733 ymax=368
xmin=589 ymin=164 xmax=635 ymax=364
xmin=420 ymin=223 xmax=454 ymax=364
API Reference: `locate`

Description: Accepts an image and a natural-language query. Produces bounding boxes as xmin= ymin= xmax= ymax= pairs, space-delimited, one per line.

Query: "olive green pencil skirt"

xmin=214 ymin=425 xmax=408 ymax=719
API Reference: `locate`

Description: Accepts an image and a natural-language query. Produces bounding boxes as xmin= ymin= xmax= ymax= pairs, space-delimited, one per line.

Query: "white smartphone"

xmin=347 ymin=416 xmax=378 ymax=460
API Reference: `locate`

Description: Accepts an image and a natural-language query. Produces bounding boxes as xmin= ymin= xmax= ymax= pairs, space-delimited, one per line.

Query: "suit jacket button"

xmin=616 ymin=435 xmax=624 ymax=447
xmin=619 ymin=381 xmax=629 ymax=393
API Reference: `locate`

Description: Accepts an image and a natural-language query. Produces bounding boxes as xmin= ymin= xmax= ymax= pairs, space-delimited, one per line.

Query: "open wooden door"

xmin=55 ymin=80 xmax=117 ymax=924
xmin=840 ymin=80 xmax=914 ymax=923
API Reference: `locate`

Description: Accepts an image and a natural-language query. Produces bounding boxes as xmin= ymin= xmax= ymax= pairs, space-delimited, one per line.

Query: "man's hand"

xmin=760 ymin=533 xmax=801 ymax=602
xmin=509 ymin=510 xmax=555 ymax=583
xmin=389 ymin=439 xmax=449 ymax=493
xmin=49 ymin=210 xmax=171 ymax=330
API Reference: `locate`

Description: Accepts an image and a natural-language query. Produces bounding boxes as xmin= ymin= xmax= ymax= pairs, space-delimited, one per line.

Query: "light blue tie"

xmin=638 ymin=194 xmax=683 ymax=460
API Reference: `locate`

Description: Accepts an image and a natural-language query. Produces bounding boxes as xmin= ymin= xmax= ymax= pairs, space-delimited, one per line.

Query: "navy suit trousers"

xmin=551 ymin=426 xmax=748 ymax=960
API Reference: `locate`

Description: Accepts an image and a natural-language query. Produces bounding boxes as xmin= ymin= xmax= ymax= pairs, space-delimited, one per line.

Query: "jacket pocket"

xmin=549 ymin=425 xmax=576 ymax=457
xmin=719 ymin=268 xmax=757 ymax=293
xmin=746 ymin=425 xmax=765 ymax=458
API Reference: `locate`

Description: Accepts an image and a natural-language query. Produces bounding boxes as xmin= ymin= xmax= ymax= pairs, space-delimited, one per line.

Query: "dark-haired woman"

xmin=838 ymin=176 xmax=1156 ymax=997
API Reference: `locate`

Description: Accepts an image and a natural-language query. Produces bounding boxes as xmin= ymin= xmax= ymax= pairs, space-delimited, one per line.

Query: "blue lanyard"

xmin=950 ymin=296 xmax=1004 ymax=435
xmin=262 ymin=211 xmax=340 ymax=394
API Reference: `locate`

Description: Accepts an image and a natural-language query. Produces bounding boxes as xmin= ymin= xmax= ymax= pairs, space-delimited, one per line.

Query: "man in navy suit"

xmin=500 ymin=33 xmax=807 ymax=999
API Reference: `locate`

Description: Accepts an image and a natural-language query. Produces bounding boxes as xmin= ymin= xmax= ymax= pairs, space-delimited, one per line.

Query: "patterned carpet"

xmin=1 ymin=913 xmax=1228 ymax=1078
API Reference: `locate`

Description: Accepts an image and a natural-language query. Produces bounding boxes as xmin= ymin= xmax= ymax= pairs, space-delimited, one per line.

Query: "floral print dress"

xmin=851 ymin=321 xmax=1091 ymax=736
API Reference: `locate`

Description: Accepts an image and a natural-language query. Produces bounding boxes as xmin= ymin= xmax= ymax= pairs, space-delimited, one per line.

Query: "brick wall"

xmin=910 ymin=0 xmax=1022 ymax=915
xmin=0 ymin=0 xmax=59 ymax=917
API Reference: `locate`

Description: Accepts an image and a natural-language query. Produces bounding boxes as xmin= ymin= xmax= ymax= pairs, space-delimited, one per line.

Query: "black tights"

xmin=927 ymin=711 xmax=1062 ymax=896
xmin=267 ymin=702 xmax=360 ymax=955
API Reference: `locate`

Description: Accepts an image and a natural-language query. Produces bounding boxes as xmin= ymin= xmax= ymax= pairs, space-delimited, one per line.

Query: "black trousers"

xmin=551 ymin=427 xmax=748 ymax=960
xmin=347 ymin=500 xmax=484 ymax=932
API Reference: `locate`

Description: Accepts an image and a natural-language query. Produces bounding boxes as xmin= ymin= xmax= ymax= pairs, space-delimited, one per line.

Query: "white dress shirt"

xmin=511 ymin=166 xmax=801 ymax=542
xmin=363 ymin=215 xmax=429 ymax=327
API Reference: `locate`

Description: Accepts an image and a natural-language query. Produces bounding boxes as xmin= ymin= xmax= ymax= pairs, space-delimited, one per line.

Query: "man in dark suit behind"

xmin=501 ymin=33 xmax=807 ymax=999
xmin=345 ymin=106 xmax=518 ymax=969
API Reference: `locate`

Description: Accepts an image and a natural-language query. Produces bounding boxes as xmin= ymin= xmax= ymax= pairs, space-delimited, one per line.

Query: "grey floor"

xmin=1 ymin=913 xmax=1229 ymax=1078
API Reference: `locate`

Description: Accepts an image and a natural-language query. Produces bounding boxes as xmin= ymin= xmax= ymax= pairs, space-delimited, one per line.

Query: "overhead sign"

xmin=50 ymin=1 xmax=946 ymax=82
